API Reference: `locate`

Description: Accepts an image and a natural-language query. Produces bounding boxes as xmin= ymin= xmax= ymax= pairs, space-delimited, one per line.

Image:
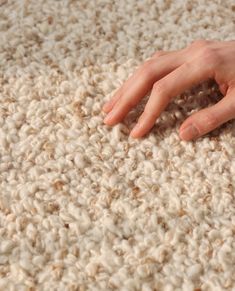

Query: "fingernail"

xmin=130 ymin=123 xmax=141 ymax=137
xmin=104 ymin=110 xmax=115 ymax=123
xmin=102 ymin=101 xmax=111 ymax=111
xmin=180 ymin=124 xmax=199 ymax=140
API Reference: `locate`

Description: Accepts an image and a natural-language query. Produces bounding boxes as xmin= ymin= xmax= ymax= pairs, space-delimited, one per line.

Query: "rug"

xmin=0 ymin=0 xmax=235 ymax=290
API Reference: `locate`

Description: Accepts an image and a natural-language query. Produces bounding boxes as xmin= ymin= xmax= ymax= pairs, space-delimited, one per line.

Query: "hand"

xmin=102 ymin=39 xmax=235 ymax=141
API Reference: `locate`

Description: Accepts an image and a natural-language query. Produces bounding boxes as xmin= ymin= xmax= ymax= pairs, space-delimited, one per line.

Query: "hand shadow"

xmin=124 ymin=79 xmax=234 ymax=140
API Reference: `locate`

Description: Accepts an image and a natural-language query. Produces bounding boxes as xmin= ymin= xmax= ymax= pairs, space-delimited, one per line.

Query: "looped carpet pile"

xmin=0 ymin=0 xmax=235 ymax=290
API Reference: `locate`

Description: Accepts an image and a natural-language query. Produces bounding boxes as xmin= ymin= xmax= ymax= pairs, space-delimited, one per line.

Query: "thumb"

xmin=179 ymin=89 xmax=235 ymax=141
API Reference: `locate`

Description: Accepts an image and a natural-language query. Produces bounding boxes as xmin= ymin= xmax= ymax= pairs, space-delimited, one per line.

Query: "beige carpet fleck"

xmin=0 ymin=0 xmax=235 ymax=290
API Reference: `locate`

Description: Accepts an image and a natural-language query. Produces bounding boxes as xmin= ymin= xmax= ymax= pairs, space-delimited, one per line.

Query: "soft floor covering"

xmin=0 ymin=0 xmax=235 ymax=290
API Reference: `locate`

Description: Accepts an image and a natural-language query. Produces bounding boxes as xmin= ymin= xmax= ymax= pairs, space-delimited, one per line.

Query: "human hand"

xmin=102 ymin=40 xmax=235 ymax=141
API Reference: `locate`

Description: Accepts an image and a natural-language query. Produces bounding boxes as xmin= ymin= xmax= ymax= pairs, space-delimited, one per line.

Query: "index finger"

xmin=102 ymin=61 xmax=152 ymax=113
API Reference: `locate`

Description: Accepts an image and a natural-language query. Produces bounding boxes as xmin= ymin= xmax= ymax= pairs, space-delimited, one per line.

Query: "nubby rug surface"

xmin=0 ymin=0 xmax=235 ymax=290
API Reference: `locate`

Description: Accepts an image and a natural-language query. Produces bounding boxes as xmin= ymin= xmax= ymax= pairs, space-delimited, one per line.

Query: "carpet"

xmin=0 ymin=0 xmax=235 ymax=290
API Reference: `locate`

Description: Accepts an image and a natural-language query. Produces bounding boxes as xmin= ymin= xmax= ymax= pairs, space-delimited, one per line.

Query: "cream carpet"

xmin=0 ymin=0 xmax=235 ymax=290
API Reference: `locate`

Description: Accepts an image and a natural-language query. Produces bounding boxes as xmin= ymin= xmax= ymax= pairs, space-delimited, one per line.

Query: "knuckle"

xmin=152 ymin=81 xmax=165 ymax=96
xmin=228 ymin=98 xmax=235 ymax=116
xmin=200 ymin=47 xmax=222 ymax=67
xmin=133 ymin=60 xmax=154 ymax=86
xmin=124 ymin=97 xmax=136 ymax=109
xmin=141 ymin=61 xmax=156 ymax=82
xmin=201 ymin=47 xmax=215 ymax=58
xmin=142 ymin=60 xmax=154 ymax=74
xmin=152 ymin=51 xmax=165 ymax=58
xmin=143 ymin=108 xmax=156 ymax=120
xmin=202 ymin=111 xmax=218 ymax=129
xmin=135 ymin=60 xmax=149 ymax=75
xmin=183 ymin=61 xmax=193 ymax=71
xmin=142 ymin=59 xmax=152 ymax=68
xmin=139 ymin=110 xmax=148 ymax=121
xmin=189 ymin=39 xmax=210 ymax=49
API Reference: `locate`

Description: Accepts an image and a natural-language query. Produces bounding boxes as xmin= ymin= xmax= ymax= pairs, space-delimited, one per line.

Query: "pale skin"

xmin=102 ymin=39 xmax=235 ymax=141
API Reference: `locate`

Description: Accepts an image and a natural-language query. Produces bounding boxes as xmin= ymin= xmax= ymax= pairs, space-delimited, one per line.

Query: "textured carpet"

xmin=0 ymin=0 xmax=235 ymax=290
